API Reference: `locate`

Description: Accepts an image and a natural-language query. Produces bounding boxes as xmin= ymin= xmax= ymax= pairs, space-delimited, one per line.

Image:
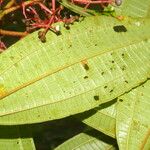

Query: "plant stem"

xmin=0 ymin=0 xmax=42 ymax=20
xmin=4 ymin=0 xmax=16 ymax=9
xmin=0 ymin=29 xmax=28 ymax=37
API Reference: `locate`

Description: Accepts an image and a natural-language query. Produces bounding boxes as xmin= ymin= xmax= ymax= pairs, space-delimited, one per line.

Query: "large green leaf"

xmin=0 ymin=16 xmax=150 ymax=125
xmin=0 ymin=126 xmax=35 ymax=150
xmin=116 ymin=80 xmax=150 ymax=150
xmin=55 ymin=130 xmax=117 ymax=150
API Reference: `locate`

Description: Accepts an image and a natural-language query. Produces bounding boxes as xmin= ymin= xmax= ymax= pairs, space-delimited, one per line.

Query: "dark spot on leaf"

xmin=95 ymin=44 xmax=97 ymax=46
xmin=113 ymin=25 xmax=127 ymax=32
xmin=119 ymin=99 xmax=123 ymax=102
xmin=110 ymin=67 xmax=113 ymax=70
xmin=84 ymin=76 xmax=88 ymax=79
xmin=56 ymin=31 xmax=61 ymax=36
xmin=121 ymin=66 xmax=126 ymax=71
xmin=38 ymin=115 xmax=40 ymax=117
xmin=68 ymin=44 xmax=72 ymax=48
xmin=94 ymin=95 xmax=99 ymax=101
xmin=110 ymin=89 xmax=113 ymax=93
xmin=83 ymin=64 xmax=89 ymax=71
xmin=111 ymin=52 xmax=113 ymax=55
xmin=111 ymin=60 xmax=114 ymax=63
xmin=38 ymin=31 xmax=46 ymax=43
xmin=101 ymin=71 xmax=105 ymax=75
xmin=65 ymin=25 xmax=70 ymax=30
xmin=104 ymin=86 xmax=107 ymax=89
xmin=125 ymin=80 xmax=128 ymax=83
xmin=122 ymin=53 xmax=125 ymax=57
xmin=10 ymin=56 xmax=14 ymax=60
xmin=17 ymin=142 xmax=19 ymax=144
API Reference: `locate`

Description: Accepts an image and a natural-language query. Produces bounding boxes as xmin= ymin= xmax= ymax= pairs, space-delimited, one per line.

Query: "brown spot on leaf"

xmin=110 ymin=89 xmax=114 ymax=93
xmin=84 ymin=76 xmax=88 ymax=79
xmin=94 ymin=95 xmax=99 ymax=101
xmin=119 ymin=99 xmax=123 ymax=102
xmin=81 ymin=60 xmax=89 ymax=71
xmin=101 ymin=71 xmax=105 ymax=75
xmin=121 ymin=66 xmax=126 ymax=71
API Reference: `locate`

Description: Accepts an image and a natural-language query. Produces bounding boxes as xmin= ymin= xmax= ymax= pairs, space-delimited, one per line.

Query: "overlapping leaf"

xmin=55 ymin=130 xmax=117 ymax=150
xmin=78 ymin=100 xmax=117 ymax=138
xmin=0 ymin=16 xmax=150 ymax=125
xmin=0 ymin=126 xmax=35 ymax=150
xmin=116 ymin=80 xmax=150 ymax=150
xmin=115 ymin=0 xmax=150 ymax=18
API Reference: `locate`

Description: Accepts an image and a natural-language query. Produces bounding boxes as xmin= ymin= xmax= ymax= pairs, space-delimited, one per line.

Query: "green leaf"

xmin=116 ymin=80 xmax=150 ymax=150
xmin=115 ymin=0 xmax=150 ymax=18
xmin=78 ymin=100 xmax=117 ymax=138
xmin=0 ymin=126 xmax=35 ymax=150
xmin=57 ymin=0 xmax=94 ymax=16
xmin=55 ymin=130 xmax=117 ymax=150
xmin=0 ymin=16 xmax=150 ymax=125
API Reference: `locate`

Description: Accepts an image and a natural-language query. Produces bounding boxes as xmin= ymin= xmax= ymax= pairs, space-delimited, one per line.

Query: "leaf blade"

xmin=55 ymin=130 xmax=117 ymax=150
xmin=0 ymin=126 xmax=36 ymax=150
xmin=116 ymin=0 xmax=150 ymax=18
xmin=116 ymin=80 xmax=150 ymax=150
xmin=78 ymin=100 xmax=117 ymax=138
xmin=0 ymin=17 xmax=150 ymax=124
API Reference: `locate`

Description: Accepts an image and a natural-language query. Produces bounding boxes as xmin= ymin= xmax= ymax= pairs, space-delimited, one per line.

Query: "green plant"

xmin=0 ymin=0 xmax=150 ymax=149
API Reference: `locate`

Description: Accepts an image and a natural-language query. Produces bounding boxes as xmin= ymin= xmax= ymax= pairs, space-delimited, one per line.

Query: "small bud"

xmin=55 ymin=25 xmax=61 ymax=32
xmin=74 ymin=16 xmax=79 ymax=22
xmin=13 ymin=21 xmax=17 ymax=25
xmin=40 ymin=36 xmax=46 ymax=43
xmin=64 ymin=24 xmax=70 ymax=30
xmin=60 ymin=5 xmax=64 ymax=10
xmin=38 ymin=31 xmax=46 ymax=43
xmin=26 ymin=8 xmax=31 ymax=12
xmin=38 ymin=31 xmax=43 ymax=38
xmin=115 ymin=0 xmax=122 ymax=6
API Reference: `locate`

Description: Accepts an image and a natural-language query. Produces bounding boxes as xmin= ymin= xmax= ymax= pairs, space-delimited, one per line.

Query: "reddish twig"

xmin=0 ymin=40 xmax=7 ymax=51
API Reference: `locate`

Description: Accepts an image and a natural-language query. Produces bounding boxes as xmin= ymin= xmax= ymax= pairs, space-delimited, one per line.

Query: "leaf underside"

xmin=116 ymin=80 xmax=150 ymax=150
xmin=78 ymin=100 xmax=117 ymax=138
xmin=55 ymin=130 xmax=117 ymax=150
xmin=0 ymin=16 xmax=150 ymax=125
